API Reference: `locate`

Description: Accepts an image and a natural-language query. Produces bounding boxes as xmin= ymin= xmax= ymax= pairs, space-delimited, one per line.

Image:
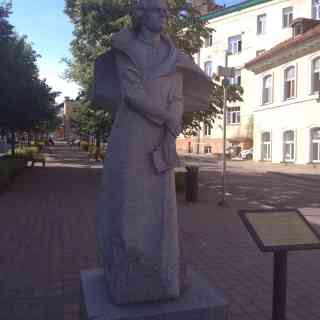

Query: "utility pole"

xmin=217 ymin=51 xmax=233 ymax=206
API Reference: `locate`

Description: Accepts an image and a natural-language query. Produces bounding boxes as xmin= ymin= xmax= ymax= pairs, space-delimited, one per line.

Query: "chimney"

xmin=190 ymin=0 xmax=222 ymax=15
xmin=64 ymin=97 xmax=74 ymax=120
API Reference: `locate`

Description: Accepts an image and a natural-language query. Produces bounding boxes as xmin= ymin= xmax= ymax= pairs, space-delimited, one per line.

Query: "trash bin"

xmin=185 ymin=165 xmax=199 ymax=202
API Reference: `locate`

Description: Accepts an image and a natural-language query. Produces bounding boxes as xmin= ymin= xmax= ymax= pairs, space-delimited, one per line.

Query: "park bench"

xmin=30 ymin=154 xmax=46 ymax=167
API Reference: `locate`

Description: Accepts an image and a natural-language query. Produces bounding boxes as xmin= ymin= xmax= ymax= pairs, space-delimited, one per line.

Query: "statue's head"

xmin=131 ymin=0 xmax=169 ymax=34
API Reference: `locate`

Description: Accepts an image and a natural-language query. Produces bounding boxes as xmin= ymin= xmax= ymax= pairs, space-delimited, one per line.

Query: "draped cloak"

xmin=94 ymin=29 xmax=213 ymax=305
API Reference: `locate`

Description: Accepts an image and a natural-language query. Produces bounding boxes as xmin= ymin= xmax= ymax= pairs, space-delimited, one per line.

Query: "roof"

xmin=200 ymin=0 xmax=273 ymax=21
xmin=245 ymin=23 xmax=320 ymax=70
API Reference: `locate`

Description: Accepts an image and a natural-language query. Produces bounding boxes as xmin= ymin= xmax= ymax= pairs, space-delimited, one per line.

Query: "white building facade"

xmin=246 ymin=18 xmax=320 ymax=164
xmin=177 ymin=0 xmax=320 ymax=155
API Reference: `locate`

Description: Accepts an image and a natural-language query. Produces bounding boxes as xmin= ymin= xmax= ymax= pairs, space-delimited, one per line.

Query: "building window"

xmin=204 ymin=34 xmax=213 ymax=47
xmin=283 ymin=130 xmax=295 ymax=162
xmin=228 ymin=35 xmax=242 ymax=54
xmin=311 ymin=128 xmax=320 ymax=162
xmin=256 ymin=49 xmax=265 ymax=56
xmin=204 ymin=61 xmax=212 ymax=77
xmin=312 ymin=57 xmax=320 ymax=93
xmin=204 ymin=124 xmax=211 ymax=136
xmin=257 ymin=14 xmax=266 ymax=34
xmin=312 ymin=0 xmax=320 ymax=20
xmin=262 ymin=75 xmax=272 ymax=104
xmin=230 ymin=69 xmax=241 ymax=85
xmin=284 ymin=66 xmax=296 ymax=99
xmin=282 ymin=7 xmax=293 ymax=28
xmin=294 ymin=23 xmax=303 ymax=36
xmin=261 ymin=132 xmax=271 ymax=161
xmin=227 ymin=107 xmax=240 ymax=125
xmin=204 ymin=145 xmax=212 ymax=154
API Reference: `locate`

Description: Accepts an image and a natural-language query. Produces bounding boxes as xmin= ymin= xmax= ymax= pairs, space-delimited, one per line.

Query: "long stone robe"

xmin=94 ymin=29 xmax=212 ymax=305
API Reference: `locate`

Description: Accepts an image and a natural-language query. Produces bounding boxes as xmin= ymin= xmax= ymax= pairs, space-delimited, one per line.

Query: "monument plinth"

xmin=80 ymin=269 xmax=228 ymax=320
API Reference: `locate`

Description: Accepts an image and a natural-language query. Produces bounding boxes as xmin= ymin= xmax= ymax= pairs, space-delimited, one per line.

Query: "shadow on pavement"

xmin=0 ymin=143 xmax=319 ymax=320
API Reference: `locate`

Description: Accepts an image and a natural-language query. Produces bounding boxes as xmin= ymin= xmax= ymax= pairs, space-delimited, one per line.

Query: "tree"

xmin=0 ymin=2 xmax=61 ymax=154
xmin=64 ymin=0 xmax=243 ymax=134
xmin=70 ymin=99 xmax=113 ymax=159
xmin=0 ymin=1 xmax=13 ymax=42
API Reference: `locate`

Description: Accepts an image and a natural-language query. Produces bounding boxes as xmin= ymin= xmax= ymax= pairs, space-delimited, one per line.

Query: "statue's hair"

xmin=130 ymin=1 xmax=144 ymax=32
xmin=130 ymin=0 xmax=167 ymax=32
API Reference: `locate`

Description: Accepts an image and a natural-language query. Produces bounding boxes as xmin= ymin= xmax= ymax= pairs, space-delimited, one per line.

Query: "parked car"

xmin=73 ymin=139 xmax=81 ymax=146
xmin=240 ymin=148 xmax=253 ymax=160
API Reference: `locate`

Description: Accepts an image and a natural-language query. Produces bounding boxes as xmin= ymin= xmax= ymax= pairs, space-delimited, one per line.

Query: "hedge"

xmin=0 ymin=155 xmax=28 ymax=192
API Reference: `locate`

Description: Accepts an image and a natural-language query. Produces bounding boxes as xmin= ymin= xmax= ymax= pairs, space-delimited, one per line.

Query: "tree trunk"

xmin=27 ymin=134 xmax=32 ymax=146
xmin=11 ymin=131 xmax=16 ymax=156
xmin=95 ymin=131 xmax=101 ymax=161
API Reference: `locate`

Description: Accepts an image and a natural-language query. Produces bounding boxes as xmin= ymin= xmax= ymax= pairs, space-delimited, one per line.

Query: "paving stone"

xmin=1 ymin=143 xmax=320 ymax=320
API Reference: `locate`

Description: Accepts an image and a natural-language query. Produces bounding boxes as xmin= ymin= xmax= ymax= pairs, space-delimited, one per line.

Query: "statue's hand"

xmin=165 ymin=119 xmax=182 ymax=138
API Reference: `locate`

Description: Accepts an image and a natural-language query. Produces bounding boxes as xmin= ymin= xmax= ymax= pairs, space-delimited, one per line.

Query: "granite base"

xmin=80 ymin=268 xmax=228 ymax=320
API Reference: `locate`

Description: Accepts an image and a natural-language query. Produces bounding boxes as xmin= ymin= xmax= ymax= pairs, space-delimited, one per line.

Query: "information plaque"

xmin=238 ymin=208 xmax=320 ymax=320
xmin=239 ymin=209 xmax=320 ymax=252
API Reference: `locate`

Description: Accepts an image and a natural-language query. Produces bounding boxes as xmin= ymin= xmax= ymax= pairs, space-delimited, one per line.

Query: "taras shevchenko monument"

xmin=93 ymin=0 xmax=213 ymax=305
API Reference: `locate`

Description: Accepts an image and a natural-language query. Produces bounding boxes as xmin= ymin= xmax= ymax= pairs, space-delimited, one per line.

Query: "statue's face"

xmin=143 ymin=0 xmax=168 ymax=33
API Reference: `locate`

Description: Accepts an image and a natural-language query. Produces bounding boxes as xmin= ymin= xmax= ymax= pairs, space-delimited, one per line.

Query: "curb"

xmin=268 ymin=171 xmax=320 ymax=183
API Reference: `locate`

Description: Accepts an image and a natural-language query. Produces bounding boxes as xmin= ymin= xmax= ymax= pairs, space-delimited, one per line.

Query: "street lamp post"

xmin=217 ymin=51 xmax=233 ymax=206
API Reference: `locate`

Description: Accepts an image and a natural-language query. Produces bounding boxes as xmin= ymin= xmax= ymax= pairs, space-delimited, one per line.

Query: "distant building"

xmin=245 ymin=18 xmax=320 ymax=164
xmin=57 ymin=96 xmax=77 ymax=140
xmin=177 ymin=0 xmax=320 ymax=156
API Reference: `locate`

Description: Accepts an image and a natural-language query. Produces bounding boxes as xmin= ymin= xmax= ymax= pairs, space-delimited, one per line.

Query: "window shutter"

xmin=272 ymin=72 xmax=274 ymax=103
xmin=260 ymin=76 xmax=264 ymax=105
xmin=292 ymin=80 xmax=296 ymax=97
xmin=283 ymin=14 xmax=287 ymax=28
xmin=285 ymin=81 xmax=290 ymax=99
xmin=289 ymin=12 xmax=293 ymax=25
xmin=314 ymin=73 xmax=320 ymax=92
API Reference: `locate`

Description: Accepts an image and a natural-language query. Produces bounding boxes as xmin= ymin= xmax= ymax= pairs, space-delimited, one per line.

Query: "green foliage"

xmin=0 ymin=1 xmax=13 ymax=42
xmin=14 ymin=146 xmax=40 ymax=160
xmin=182 ymin=76 xmax=243 ymax=135
xmin=0 ymin=155 xmax=28 ymax=191
xmin=70 ymin=99 xmax=113 ymax=146
xmin=88 ymin=144 xmax=107 ymax=160
xmin=80 ymin=140 xmax=89 ymax=151
xmin=64 ymin=0 xmax=210 ymax=90
xmin=79 ymin=140 xmax=106 ymax=160
xmin=64 ymin=0 xmax=243 ymax=134
xmin=63 ymin=0 xmax=132 ymax=91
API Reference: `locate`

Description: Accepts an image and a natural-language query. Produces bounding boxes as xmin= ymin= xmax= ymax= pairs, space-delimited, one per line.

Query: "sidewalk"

xmin=179 ymin=152 xmax=320 ymax=182
xmin=0 ymin=143 xmax=100 ymax=320
xmin=0 ymin=143 xmax=319 ymax=320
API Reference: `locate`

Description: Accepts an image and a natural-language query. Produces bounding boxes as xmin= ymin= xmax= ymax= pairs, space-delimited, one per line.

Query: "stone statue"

xmin=93 ymin=0 xmax=213 ymax=305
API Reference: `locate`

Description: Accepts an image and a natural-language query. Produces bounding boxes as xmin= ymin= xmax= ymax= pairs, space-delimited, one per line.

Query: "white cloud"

xmin=38 ymin=62 xmax=80 ymax=104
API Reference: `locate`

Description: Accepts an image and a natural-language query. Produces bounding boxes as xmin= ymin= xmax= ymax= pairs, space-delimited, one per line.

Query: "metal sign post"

xmin=272 ymin=251 xmax=287 ymax=320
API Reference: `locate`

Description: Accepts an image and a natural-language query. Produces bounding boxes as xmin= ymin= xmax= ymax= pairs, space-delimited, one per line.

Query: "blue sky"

xmin=8 ymin=0 xmax=244 ymax=104
xmin=9 ymin=0 xmax=79 ymax=103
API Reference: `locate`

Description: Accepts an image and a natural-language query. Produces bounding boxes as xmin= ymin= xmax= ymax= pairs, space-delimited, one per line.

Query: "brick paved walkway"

xmin=1 ymin=143 xmax=320 ymax=320
xmin=0 ymin=143 xmax=100 ymax=320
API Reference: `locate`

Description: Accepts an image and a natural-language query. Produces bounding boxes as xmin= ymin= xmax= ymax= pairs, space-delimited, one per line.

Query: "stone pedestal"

xmin=80 ymin=269 xmax=228 ymax=320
